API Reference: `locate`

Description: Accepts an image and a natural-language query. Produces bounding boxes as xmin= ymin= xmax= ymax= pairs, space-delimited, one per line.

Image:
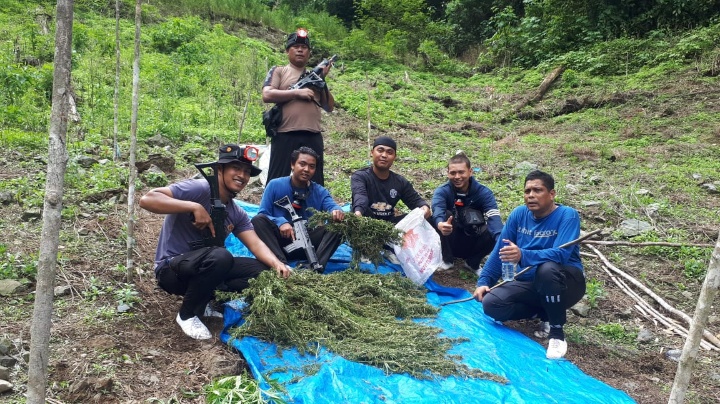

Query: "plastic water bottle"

xmin=501 ymin=240 xmax=516 ymax=282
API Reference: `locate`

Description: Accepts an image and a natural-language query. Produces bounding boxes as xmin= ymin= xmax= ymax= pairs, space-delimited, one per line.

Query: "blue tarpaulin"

xmin=220 ymin=201 xmax=635 ymax=403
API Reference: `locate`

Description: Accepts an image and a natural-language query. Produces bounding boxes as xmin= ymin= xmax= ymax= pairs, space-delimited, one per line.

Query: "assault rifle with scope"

xmin=274 ymin=195 xmax=322 ymax=272
xmin=189 ymin=163 xmax=227 ymax=249
xmin=288 ymin=54 xmax=338 ymax=91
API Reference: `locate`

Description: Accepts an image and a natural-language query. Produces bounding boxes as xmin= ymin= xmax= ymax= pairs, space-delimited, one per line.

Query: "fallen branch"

xmin=582 ymin=240 xmax=715 ymax=248
xmin=587 ymin=244 xmax=720 ymax=350
xmin=515 ymin=65 xmax=565 ymax=111
xmin=600 ymin=263 xmax=714 ymax=351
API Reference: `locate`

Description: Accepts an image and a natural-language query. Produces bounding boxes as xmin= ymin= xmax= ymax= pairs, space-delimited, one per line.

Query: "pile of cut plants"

xmin=229 ymin=269 xmax=506 ymax=383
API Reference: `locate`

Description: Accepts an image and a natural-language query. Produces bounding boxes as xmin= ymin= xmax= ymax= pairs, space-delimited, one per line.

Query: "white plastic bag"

xmin=392 ymin=208 xmax=442 ymax=285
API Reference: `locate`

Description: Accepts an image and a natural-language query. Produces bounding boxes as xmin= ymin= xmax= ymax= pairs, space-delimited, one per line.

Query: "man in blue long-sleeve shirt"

xmin=473 ymin=170 xmax=585 ymax=360
xmin=432 ymin=152 xmax=502 ymax=273
xmin=251 ymin=147 xmax=344 ymax=271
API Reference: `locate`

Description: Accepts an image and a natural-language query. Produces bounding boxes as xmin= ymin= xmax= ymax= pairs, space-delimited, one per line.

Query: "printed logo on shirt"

xmin=370 ymin=202 xmax=394 ymax=217
xmin=517 ymin=226 xmax=558 ymax=238
xmin=390 ymin=188 xmax=398 ymax=198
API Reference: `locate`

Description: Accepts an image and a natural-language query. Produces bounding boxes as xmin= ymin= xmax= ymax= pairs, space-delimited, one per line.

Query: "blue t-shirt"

xmin=153 ymin=179 xmax=253 ymax=267
xmin=477 ymin=204 xmax=583 ymax=287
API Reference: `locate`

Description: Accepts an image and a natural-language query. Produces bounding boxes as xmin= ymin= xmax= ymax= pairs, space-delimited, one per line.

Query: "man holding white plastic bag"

xmin=351 ymin=136 xmax=432 ymax=265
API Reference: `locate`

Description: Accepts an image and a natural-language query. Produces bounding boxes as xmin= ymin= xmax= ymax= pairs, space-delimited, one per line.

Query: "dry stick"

xmin=439 ymin=230 xmax=601 ymax=307
xmin=582 ymin=240 xmax=714 ymax=248
xmin=600 ymin=263 xmax=714 ymax=351
xmin=587 ymin=244 xmax=720 ymax=350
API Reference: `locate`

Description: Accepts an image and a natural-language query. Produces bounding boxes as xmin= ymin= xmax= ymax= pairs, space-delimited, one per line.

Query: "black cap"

xmin=216 ymin=144 xmax=262 ymax=177
xmin=372 ymin=136 xmax=397 ymax=151
xmin=286 ymin=28 xmax=310 ymax=50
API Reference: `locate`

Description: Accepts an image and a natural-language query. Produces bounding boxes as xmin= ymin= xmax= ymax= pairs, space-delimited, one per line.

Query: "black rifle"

xmin=189 ymin=163 xmax=227 ymax=249
xmin=288 ymin=54 xmax=338 ymax=91
xmin=274 ymin=195 xmax=322 ymax=272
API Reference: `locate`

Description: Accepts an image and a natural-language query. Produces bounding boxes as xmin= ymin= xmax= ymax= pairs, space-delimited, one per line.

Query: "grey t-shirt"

xmin=153 ymin=179 xmax=253 ymax=267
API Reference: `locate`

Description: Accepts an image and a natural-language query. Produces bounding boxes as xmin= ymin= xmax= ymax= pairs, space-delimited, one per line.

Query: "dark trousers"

xmin=481 ymin=262 xmax=586 ymax=327
xmin=155 ymin=246 xmax=269 ymax=319
xmin=439 ymin=224 xmax=496 ymax=269
xmin=269 ymin=131 xmax=324 ymax=186
xmin=251 ymin=213 xmax=341 ymax=270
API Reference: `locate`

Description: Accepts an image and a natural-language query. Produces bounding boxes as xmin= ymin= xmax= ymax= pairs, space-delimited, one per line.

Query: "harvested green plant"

xmin=205 ymin=371 xmax=287 ymax=404
xmin=231 ymin=270 xmax=506 ymax=382
xmin=308 ymin=210 xmax=403 ymax=266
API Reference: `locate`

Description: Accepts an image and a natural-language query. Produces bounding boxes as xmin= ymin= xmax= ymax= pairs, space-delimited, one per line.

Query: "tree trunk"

xmin=27 ymin=0 xmax=73 ymax=402
xmin=126 ymin=0 xmax=141 ymax=282
xmin=113 ymin=0 xmax=121 ymax=160
xmin=668 ymin=231 xmax=720 ymax=403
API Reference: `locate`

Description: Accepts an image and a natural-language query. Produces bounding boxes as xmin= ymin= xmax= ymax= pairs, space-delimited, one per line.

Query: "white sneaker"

xmin=546 ymin=338 xmax=567 ymax=359
xmin=176 ymin=313 xmax=212 ymax=340
xmin=534 ymin=321 xmax=551 ymax=339
xmin=203 ymin=303 xmax=223 ymax=318
xmin=437 ymin=261 xmax=453 ymax=271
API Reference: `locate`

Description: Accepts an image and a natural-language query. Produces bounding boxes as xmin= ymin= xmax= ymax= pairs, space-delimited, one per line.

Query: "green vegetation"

xmin=205 ymin=372 xmax=287 ymax=404
xmin=0 ymin=243 xmax=38 ymax=282
xmin=232 ymin=270 xmax=506 ymax=382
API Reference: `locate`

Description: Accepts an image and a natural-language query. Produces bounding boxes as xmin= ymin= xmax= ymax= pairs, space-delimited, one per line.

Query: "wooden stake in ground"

xmin=125 ymin=0 xmax=142 ymax=283
xmin=27 ymin=0 xmax=74 ymax=401
xmin=669 ymin=231 xmax=720 ymax=403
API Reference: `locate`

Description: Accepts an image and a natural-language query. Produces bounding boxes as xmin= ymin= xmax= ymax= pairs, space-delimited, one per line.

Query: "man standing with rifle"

xmin=262 ymin=28 xmax=335 ymax=186
xmin=140 ymin=144 xmax=291 ymax=340
xmin=252 ymin=147 xmax=344 ymax=272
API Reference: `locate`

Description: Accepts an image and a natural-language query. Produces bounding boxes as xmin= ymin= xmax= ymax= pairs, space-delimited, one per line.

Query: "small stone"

xmin=588 ymin=175 xmax=602 ymax=185
xmin=692 ymin=173 xmax=702 ymax=180
xmin=635 ymin=189 xmax=651 ymax=195
xmin=117 ymin=304 xmax=131 ymax=313
xmin=0 ymin=339 xmax=12 ymax=355
xmin=0 ymin=365 xmax=10 ymax=380
xmin=69 ymin=379 xmax=89 ymax=394
xmin=0 ymin=379 xmax=13 ymax=393
xmin=54 ymin=285 xmax=72 ymax=297
xmin=619 ymin=219 xmax=653 ymax=237
xmin=570 ymin=302 xmax=590 ymax=317
xmin=581 ymin=200 xmax=601 ymax=207
xmin=0 ymin=191 xmax=14 ymax=205
xmin=0 ymin=356 xmax=17 ymax=368
xmin=665 ymin=349 xmax=682 ymax=361
xmin=21 ymin=210 xmax=42 ymax=221
xmin=565 ymin=184 xmax=579 ymax=194
xmin=0 ymin=280 xmax=25 ymax=296
xmin=637 ymin=328 xmax=654 ymax=343
xmin=644 ymin=203 xmax=661 ymax=216
xmin=681 ymin=291 xmax=693 ymax=299
xmin=94 ymin=377 xmax=113 ymax=391
xmin=701 ymin=183 xmax=718 ymax=194
xmin=76 ymin=156 xmax=98 ymax=168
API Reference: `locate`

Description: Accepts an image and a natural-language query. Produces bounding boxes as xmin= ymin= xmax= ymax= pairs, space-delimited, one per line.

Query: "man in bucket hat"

xmin=262 ymin=28 xmax=335 ymax=186
xmin=140 ymin=144 xmax=291 ymax=340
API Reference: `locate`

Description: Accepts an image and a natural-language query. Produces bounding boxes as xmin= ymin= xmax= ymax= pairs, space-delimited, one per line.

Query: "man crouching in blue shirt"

xmin=473 ymin=170 xmax=585 ymax=360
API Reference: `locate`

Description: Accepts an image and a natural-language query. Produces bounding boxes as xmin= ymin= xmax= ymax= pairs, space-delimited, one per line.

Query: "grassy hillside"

xmin=1 ymin=1 xmax=720 ymax=402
